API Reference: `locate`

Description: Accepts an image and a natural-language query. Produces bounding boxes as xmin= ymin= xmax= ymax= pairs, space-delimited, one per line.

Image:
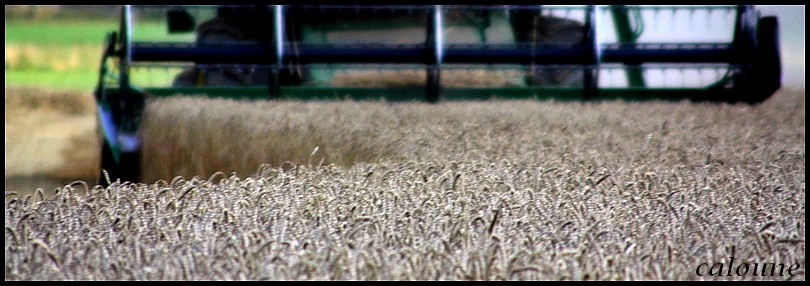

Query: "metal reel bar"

xmin=95 ymin=4 xmax=782 ymax=186
xmin=124 ymin=5 xmax=603 ymax=100
xmin=124 ymin=7 xmax=760 ymax=74
xmin=112 ymin=4 xmax=780 ymax=103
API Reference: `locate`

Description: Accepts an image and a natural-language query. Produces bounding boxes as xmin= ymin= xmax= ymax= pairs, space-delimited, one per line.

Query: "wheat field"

xmin=5 ymin=89 xmax=805 ymax=280
xmin=4 ymin=87 xmax=99 ymax=189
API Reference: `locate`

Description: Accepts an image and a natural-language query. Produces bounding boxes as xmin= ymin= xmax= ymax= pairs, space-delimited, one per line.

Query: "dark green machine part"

xmin=609 ymin=5 xmax=646 ymax=88
xmin=94 ymin=5 xmax=782 ymax=186
xmin=95 ymin=6 xmax=143 ymax=186
xmin=732 ymin=6 xmax=782 ymax=103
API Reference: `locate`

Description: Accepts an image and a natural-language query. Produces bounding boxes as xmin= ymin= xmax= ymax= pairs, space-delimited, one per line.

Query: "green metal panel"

xmin=300 ymin=25 xmax=335 ymax=85
xmin=609 ymin=5 xmax=646 ymax=88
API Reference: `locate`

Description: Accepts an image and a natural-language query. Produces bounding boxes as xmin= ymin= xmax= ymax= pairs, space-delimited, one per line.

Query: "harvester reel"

xmin=173 ymin=7 xmax=304 ymax=87
xmin=509 ymin=9 xmax=587 ymax=87
xmin=94 ymin=5 xmax=783 ymax=185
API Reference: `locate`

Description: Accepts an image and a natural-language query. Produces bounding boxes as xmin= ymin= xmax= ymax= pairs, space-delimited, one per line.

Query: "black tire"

xmin=746 ymin=16 xmax=781 ymax=103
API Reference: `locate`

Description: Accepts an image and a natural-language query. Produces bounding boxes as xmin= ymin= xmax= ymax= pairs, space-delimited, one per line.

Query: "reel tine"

xmin=106 ymin=5 xmax=781 ymax=102
xmin=684 ymin=8 xmax=692 ymax=32
xmin=666 ymin=8 xmax=674 ymax=32
xmin=654 ymin=69 xmax=663 ymax=88
xmin=726 ymin=8 xmax=734 ymax=28
xmin=705 ymin=7 xmax=712 ymax=29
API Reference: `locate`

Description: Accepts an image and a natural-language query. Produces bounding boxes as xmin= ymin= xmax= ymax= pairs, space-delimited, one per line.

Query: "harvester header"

xmin=94 ymin=5 xmax=782 ymax=184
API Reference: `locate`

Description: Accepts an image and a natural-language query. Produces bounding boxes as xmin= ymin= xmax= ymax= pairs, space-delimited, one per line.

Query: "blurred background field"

xmin=5 ymin=86 xmax=98 ymax=193
xmin=6 ymin=6 xmax=119 ymax=192
xmin=4 ymin=6 xmax=193 ymax=194
xmin=5 ymin=5 xmax=190 ymax=90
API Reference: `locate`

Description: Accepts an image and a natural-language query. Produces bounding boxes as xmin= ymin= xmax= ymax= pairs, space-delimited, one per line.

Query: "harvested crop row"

xmin=141 ymin=89 xmax=804 ymax=183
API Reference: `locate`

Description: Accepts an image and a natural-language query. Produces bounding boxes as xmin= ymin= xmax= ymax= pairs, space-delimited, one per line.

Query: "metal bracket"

xmin=426 ymin=5 xmax=443 ymax=103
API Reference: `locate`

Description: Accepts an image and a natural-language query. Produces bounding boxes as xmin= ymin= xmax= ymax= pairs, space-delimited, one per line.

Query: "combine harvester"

xmin=94 ymin=5 xmax=782 ymax=184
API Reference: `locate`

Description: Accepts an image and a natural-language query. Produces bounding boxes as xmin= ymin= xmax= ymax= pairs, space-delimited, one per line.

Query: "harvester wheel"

xmin=745 ymin=16 xmax=781 ymax=103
